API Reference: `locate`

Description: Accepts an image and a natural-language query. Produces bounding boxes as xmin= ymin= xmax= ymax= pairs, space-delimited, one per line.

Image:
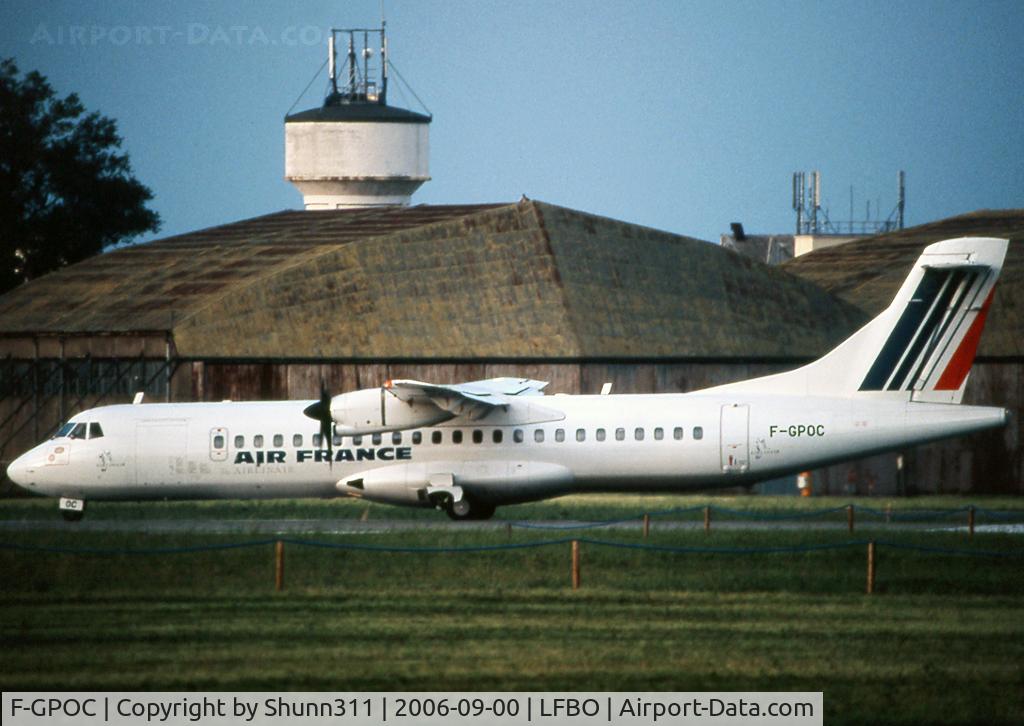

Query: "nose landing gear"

xmin=59 ymin=497 xmax=85 ymax=522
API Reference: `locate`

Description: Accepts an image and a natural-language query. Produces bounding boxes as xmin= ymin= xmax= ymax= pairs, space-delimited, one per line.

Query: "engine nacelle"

xmin=336 ymin=461 xmax=575 ymax=506
xmin=339 ymin=465 xmax=428 ymax=506
xmin=329 ymin=387 xmax=452 ymax=435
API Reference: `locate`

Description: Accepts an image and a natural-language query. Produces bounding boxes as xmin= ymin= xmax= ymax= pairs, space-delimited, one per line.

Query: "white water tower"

xmin=285 ymin=25 xmax=431 ymax=210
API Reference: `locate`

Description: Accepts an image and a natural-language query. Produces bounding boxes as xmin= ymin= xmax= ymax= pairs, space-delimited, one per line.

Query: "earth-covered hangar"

xmin=0 ymin=202 xmax=1021 ymax=496
xmin=0 ymin=198 xmax=860 ymax=465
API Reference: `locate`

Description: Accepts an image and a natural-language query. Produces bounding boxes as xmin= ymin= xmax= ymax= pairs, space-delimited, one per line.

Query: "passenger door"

xmin=720 ymin=404 xmax=750 ymax=473
xmin=135 ymin=421 xmax=189 ymax=486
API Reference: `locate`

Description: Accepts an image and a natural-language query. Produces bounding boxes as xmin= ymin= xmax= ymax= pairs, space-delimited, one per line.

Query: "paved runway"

xmin=1 ymin=517 xmax=1020 ymax=535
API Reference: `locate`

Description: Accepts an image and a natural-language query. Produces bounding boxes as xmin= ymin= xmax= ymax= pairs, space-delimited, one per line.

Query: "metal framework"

xmin=793 ymin=170 xmax=906 ymax=235
xmin=0 ymin=355 xmax=178 ymax=460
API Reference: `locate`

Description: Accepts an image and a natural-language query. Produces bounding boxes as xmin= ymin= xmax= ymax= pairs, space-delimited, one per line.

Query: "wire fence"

xmin=507 ymin=502 xmax=1024 ymax=530
xmin=2 ymin=503 xmax=1022 ymax=594
xmin=2 ymin=536 xmax=1022 ymax=559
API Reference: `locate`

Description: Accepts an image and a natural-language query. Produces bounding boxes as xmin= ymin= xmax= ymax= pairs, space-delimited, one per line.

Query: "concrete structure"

xmin=284 ymin=25 xmax=431 ymax=209
xmin=721 ymin=233 xmax=865 ymax=265
xmin=285 ymin=104 xmax=430 ymax=210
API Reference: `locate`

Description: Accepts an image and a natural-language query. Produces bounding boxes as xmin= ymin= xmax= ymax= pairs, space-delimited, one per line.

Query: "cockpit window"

xmin=68 ymin=423 xmax=87 ymax=439
xmin=54 ymin=422 xmax=75 ymax=438
xmin=88 ymin=423 xmax=104 ymax=439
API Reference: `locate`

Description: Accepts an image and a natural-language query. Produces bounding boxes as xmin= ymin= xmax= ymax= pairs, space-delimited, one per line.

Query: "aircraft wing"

xmin=384 ymin=377 xmax=549 ymax=420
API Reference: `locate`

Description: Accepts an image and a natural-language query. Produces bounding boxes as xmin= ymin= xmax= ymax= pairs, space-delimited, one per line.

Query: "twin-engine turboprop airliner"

xmin=6 ymin=237 xmax=1010 ymax=521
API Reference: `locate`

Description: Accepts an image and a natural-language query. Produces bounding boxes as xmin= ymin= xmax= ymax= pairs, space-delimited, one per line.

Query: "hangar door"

xmin=720 ymin=404 xmax=749 ymax=474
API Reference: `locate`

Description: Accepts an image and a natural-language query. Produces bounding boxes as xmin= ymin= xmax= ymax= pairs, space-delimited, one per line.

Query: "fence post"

xmin=571 ymin=540 xmax=581 ymax=590
xmin=275 ymin=540 xmax=285 ymax=592
xmin=847 ymin=504 xmax=855 ymax=533
xmin=866 ymin=540 xmax=876 ymax=595
xmin=642 ymin=513 xmax=650 ymax=539
xmin=968 ymin=505 xmax=975 ymax=538
xmin=704 ymin=506 xmax=711 ymax=535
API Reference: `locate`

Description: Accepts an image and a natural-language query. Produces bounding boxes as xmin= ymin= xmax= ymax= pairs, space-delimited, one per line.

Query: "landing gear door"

xmin=720 ymin=404 xmax=750 ymax=473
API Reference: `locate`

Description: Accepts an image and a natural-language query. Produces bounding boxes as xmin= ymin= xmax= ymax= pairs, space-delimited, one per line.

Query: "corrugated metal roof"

xmin=783 ymin=209 xmax=1024 ymax=357
xmin=0 ymin=200 xmax=866 ymax=359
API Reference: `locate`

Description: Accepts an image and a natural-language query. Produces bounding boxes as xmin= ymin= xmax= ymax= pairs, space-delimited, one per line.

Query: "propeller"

xmin=302 ymin=379 xmax=334 ymax=467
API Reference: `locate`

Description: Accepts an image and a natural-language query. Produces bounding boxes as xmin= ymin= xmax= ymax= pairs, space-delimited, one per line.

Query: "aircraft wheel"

xmin=445 ymin=498 xmax=496 ymax=521
xmin=446 ymin=498 xmax=473 ymax=520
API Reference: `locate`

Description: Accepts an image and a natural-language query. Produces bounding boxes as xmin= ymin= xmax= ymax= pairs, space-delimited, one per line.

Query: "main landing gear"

xmin=426 ymin=487 xmax=496 ymax=521
xmin=445 ymin=497 xmax=496 ymax=521
xmin=59 ymin=497 xmax=86 ymax=522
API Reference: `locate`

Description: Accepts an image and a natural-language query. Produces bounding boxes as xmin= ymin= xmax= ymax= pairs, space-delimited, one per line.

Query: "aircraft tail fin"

xmin=713 ymin=237 xmax=1008 ymax=402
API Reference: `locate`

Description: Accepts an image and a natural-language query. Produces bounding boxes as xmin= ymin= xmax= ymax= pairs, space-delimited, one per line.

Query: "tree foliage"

xmin=0 ymin=57 xmax=160 ymax=294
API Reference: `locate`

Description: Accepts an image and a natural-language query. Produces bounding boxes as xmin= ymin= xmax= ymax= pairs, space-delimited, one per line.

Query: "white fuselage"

xmin=7 ymin=392 xmax=1007 ymax=507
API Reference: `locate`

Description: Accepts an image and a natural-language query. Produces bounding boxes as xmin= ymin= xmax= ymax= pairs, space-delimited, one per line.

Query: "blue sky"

xmin=1 ymin=0 xmax=1022 ymax=244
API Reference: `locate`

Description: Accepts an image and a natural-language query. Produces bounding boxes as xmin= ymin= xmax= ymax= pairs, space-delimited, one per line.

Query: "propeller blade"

xmin=302 ymin=379 xmax=334 ymax=468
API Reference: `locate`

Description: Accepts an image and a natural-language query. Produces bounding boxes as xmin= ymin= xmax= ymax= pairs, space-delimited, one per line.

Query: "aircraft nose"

xmin=6 ymin=454 xmax=30 ymax=488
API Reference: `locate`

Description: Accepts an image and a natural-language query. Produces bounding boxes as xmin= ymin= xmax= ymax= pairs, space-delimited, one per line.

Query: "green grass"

xmin=1 ymin=497 xmax=1023 ymax=725
xmin=1 ymin=492 xmax=1022 ymax=522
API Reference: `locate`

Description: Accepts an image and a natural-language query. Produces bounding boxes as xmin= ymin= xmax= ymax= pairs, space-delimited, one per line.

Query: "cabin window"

xmin=654 ymin=427 xmax=664 ymax=441
xmin=534 ymin=429 xmax=545 ymax=443
xmin=333 ymin=433 xmax=343 ymax=446
xmin=253 ymin=435 xmax=264 ymax=448
xmin=432 ymin=431 xmax=442 ymax=444
xmin=88 ymin=422 xmax=104 ymax=439
xmin=693 ymin=426 xmax=704 ymax=440
xmin=596 ymin=428 xmax=606 ymax=442
xmin=293 ymin=434 xmax=303 ymax=447
xmin=235 ymin=435 xmax=245 ymax=448
xmin=555 ymin=429 xmax=565 ymax=443
xmin=392 ymin=432 xmax=402 ymax=445
xmin=312 ymin=434 xmax=322 ymax=447
xmin=615 ymin=427 xmax=625 ymax=441
xmin=412 ymin=431 xmax=422 ymax=445
xmin=513 ymin=429 xmax=524 ymax=443
xmin=209 ymin=427 xmax=229 ymax=463
xmin=472 ymin=430 xmax=483 ymax=444
xmin=69 ymin=422 xmax=87 ymax=439
xmin=576 ymin=428 xmax=586 ymax=442
xmin=634 ymin=427 xmax=645 ymax=441
xmin=353 ymin=435 xmax=363 ymax=445
xmin=452 ymin=430 xmax=463 ymax=444
xmin=372 ymin=433 xmax=382 ymax=445
xmin=493 ymin=430 xmax=503 ymax=444
xmin=673 ymin=427 xmax=684 ymax=440
xmin=273 ymin=434 xmax=284 ymax=447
